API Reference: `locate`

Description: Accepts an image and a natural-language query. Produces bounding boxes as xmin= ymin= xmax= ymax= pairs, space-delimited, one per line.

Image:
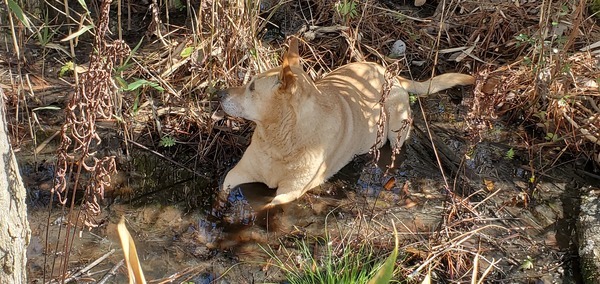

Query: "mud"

xmin=19 ymin=87 xmax=600 ymax=283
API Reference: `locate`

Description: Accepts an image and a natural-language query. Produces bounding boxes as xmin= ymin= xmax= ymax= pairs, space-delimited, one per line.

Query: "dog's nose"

xmin=216 ymin=90 xmax=228 ymax=101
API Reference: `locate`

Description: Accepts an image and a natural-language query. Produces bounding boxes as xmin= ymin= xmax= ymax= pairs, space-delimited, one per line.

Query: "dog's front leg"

xmin=220 ymin=164 xmax=257 ymax=202
xmin=222 ymin=166 xmax=255 ymax=191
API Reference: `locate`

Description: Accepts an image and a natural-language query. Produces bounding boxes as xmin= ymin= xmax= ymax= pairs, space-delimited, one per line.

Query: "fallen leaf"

xmin=483 ymin=179 xmax=495 ymax=191
xmin=383 ymin=177 xmax=396 ymax=191
xmin=482 ymin=77 xmax=500 ymax=94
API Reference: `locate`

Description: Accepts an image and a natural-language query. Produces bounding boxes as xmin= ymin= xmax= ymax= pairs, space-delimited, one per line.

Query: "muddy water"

xmin=24 ymin=150 xmax=217 ymax=282
xmin=21 ymin=92 xmax=600 ymax=283
xmin=22 ymin=139 xmax=442 ymax=283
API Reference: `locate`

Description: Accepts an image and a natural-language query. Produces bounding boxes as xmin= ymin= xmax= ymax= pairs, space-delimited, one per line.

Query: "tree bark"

xmin=0 ymin=91 xmax=30 ymax=282
xmin=578 ymin=188 xmax=600 ymax=283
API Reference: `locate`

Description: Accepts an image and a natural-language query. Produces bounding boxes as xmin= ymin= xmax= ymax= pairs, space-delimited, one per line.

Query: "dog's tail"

xmin=398 ymin=73 xmax=475 ymax=95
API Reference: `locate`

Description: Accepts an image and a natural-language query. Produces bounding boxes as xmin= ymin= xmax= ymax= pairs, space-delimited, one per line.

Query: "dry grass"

xmin=2 ymin=0 xmax=599 ymax=282
xmin=7 ymin=0 xmax=597 ymax=165
xmin=466 ymin=0 xmax=600 ymax=164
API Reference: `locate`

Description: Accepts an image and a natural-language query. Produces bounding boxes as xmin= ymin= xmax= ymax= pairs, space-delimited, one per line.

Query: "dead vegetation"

xmin=467 ymin=0 xmax=600 ymax=165
xmin=2 ymin=0 xmax=600 ymax=282
xmin=4 ymin=0 xmax=598 ymax=166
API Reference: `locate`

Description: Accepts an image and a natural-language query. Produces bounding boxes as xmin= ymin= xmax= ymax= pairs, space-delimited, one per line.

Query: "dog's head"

xmin=218 ymin=38 xmax=301 ymax=123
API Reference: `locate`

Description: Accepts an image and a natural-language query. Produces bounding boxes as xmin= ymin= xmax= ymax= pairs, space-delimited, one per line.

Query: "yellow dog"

xmin=219 ymin=38 xmax=474 ymax=208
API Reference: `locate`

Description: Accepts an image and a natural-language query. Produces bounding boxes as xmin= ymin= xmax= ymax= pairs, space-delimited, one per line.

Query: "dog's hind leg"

xmin=386 ymin=84 xmax=412 ymax=151
xmin=267 ymin=177 xmax=315 ymax=208
xmin=266 ymin=162 xmax=327 ymax=208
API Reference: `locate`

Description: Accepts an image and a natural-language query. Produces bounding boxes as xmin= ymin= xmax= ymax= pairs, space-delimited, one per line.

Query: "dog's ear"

xmin=285 ymin=37 xmax=300 ymax=67
xmin=279 ymin=37 xmax=300 ymax=90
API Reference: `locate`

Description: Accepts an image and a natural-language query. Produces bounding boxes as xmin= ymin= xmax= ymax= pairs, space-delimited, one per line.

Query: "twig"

xmin=127 ymin=139 xmax=212 ymax=179
xmin=35 ymin=130 xmax=61 ymax=155
xmin=97 ymin=259 xmax=125 ymax=284
xmin=63 ymin=249 xmax=116 ymax=283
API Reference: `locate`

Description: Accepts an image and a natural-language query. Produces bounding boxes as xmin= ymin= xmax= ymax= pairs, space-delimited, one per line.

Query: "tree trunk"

xmin=0 ymin=91 xmax=30 ymax=282
xmin=578 ymin=188 xmax=600 ymax=283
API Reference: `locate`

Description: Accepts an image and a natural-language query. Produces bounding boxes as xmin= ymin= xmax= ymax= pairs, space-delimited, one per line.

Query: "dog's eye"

xmin=249 ymin=81 xmax=255 ymax=92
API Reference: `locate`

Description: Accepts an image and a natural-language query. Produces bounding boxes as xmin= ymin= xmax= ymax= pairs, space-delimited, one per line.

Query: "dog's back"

xmin=314 ymin=62 xmax=475 ymax=169
xmin=315 ymin=62 xmax=387 ymax=160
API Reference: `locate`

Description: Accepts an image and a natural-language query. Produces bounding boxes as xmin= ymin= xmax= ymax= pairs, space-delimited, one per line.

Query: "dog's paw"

xmin=265 ymin=192 xmax=298 ymax=208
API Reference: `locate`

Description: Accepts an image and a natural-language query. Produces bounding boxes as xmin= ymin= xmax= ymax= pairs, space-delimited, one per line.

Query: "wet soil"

xmin=19 ymin=88 xmax=600 ymax=283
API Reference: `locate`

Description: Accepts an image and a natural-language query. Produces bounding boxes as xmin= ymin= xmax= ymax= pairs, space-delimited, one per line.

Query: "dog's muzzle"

xmin=216 ymin=90 xmax=229 ymax=101
xmin=217 ymin=89 xmax=242 ymax=117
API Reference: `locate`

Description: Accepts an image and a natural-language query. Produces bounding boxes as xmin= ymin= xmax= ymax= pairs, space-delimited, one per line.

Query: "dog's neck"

xmin=253 ymin=83 xmax=320 ymax=158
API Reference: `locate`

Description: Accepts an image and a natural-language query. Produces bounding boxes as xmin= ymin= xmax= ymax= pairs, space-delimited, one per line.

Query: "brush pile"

xmin=3 ymin=0 xmax=599 ymax=167
xmin=459 ymin=0 xmax=600 ymax=164
xmin=126 ymin=0 xmax=600 ymax=166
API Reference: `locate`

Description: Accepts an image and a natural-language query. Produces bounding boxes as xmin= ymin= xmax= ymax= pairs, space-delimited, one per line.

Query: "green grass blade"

xmin=367 ymin=222 xmax=398 ymax=284
xmin=124 ymin=79 xmax=164 ymax=92
xmin=116 ymin=37 xmax=144 ymax=73
xmin=7 ymin=0 xmax=31 ymax=30
xmin=77 ymin=0 xmax=90 ymax=13
xmin=61 ymin=24 xmax=93 ymax=42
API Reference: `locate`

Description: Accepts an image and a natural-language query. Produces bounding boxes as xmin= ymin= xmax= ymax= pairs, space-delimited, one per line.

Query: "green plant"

xmin=7 ymin=0 xmax=32 ymax=30
xmin=336 ymin=0 xmax=358 ymax=21
xmin=173 ymin=0 xmax=186 ymax=11
xmin=115 ymin=37 xmax=144 ymax=73
xmin=116 ymin=78 xmax=164 ymax=113
xmin=180 ymin=46 xmax=194 ymax=58
xmin=520 ymin=256 xmax=534 ymax=270
xmin=120 ymin=79 xmax=165 ymax=93
xmin=35 ymin=11 xmax=57 ymax=48
xmin=505 ymin=148 xmax=515 ymax=160
xmin=59 ymin=61 xmax=76 ymax=77
xmin=409 ymin=94 xmax=418 ymax=104
xmin=160 ymin=136 xmax=176 ymax=147
xmin=559 ymin=4 xmax=569 ymax=16
xmin=367 ymin=223 xmax=398 ymax=284
xmin=515 ymin=33 xmax=535 ymax=47
xmin=264 ymin=221 xmax=399 ymax=283
xmin=113 ymin=38 xmax=161 ymax=112
xmin=58 ymin=0 xmax=93 ymax=44
xmin=545 ymin=132 xmax=561 ymax=142
xmin=278 ymin=239 xmax=378 ymax=283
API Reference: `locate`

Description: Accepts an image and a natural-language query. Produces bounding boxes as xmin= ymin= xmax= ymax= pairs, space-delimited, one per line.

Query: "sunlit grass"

xmin=263 ymin=221 xmax=400 ymax=284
